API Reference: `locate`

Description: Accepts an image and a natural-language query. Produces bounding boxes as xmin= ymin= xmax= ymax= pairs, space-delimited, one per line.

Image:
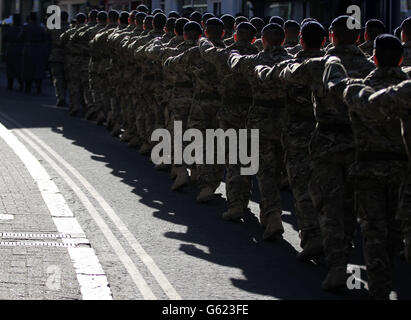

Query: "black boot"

xmin=7 ymin=78 xmax=13 ymax=90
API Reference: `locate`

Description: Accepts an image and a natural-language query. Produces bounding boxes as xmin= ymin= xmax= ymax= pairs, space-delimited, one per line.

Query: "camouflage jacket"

xmin=281 ymin=44 xmax=375 ymax=157
xmin=48 ymin=22 xmax=70 ymax=63
xmin=359 ymin=40 xmax=374 ymax=58
xmin=284 ymin=39 xmax=299 ymax=49
xmin=286 ymin=43 xmax=302 ymax=55
xmin=60 ymin=24 xmax=84 ymax=63
xmin=199 ymin=39 xmax=259 ymax=104
xmin=164 ymin=38 xmax=226 ymax=99
xmin=403 ymin=41 xmax=411 ymax=67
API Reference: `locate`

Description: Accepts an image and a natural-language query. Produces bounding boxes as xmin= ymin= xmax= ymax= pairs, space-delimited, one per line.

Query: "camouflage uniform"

xmin=348 ymin=80 xmax=411 ymax=265
xmin=342 ymin=65 xmax=409 ymax=298
xmin=286 ymin=43 xmax=302 ymax=55
xmin=60 ymin=23 xmax=85 ymax=113
xmin=401 ymin=40 xmax=411 ymax=67
xmin=89 ymin=22 xmax=119 ymax=121
xmin=118 ymin=26 xmax=145 ymax=141
xmin=281 ymin=45 xmax=375 ymax=272
xmin=48 ymin=21 xmax=70 ymax=104
xmin=165 ymin=37 xmax=226 ymax=193
xmin=258 ymin=48 xmax=325 ymax=246
xmin=229 ymin=45 xmax=292 ymax=237
xmin=359 ymin=40 xmax=374 ymax=57
xmin=70 ymin=21 xmax=102 ymax=117
xmin=200 ymin=39 xmax=259 ymax=214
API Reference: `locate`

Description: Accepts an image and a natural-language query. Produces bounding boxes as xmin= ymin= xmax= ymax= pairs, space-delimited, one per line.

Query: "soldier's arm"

xmin=199 ymin=39 xmax=227 ymax=65
xmin=228 ymin=51 xmax=258 ymax=75
xmin=256 ymin=59 xmax=294 ymax=82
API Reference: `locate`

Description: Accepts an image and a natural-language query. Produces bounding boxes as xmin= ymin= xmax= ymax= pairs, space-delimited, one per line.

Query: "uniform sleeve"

xmin=228 ymin=52 xmax=258 ymax=75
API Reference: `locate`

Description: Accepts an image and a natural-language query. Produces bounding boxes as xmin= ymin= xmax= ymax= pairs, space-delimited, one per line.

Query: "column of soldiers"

xmin=52 ymin=6 xmax=411 ymax=299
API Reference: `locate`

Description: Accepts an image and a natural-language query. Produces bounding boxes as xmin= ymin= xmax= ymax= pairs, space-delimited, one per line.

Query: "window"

xmin=213 ymin=1 xmax=222 ymax=16
xmin=264 ymin=1 xmax=293 ymax=19
xmin=244 ymin=1 xmax=254 ymax=17
xmin=181 ymin=0 xmax=208 ymax=13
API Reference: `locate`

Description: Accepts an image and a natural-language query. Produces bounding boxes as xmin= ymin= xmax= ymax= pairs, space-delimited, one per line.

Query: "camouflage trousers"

xmin=282 ymin=129 xmax=320 ymax=243
xmin=188 ymin=98 xmax=224 ymax=191
xmin=140 ymin=86 xmax=157 ymax=145
xmin=220 ymin=101 xmax=252 ymax=211
xmin=308 ymin=151 xmax=356 ymax=269
xmin=50 ymin=62 xmax=66 ymax=101
xmin=78 ymin=60 xmax=94 ymax=113
xmin=66 ymin=63 xmax=83 ymax=112
xmin=353 ymin=161 xmax=405 ymax=298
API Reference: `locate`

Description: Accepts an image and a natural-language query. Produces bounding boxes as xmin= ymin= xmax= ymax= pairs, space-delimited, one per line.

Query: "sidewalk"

xmin=0 ymin=128 xmax=81 ymax=300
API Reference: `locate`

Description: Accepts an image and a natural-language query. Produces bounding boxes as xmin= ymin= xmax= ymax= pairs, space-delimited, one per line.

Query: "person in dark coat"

xmin=19 ymin=12 xmax=47 ymax=94
xmin=4 ymin=14 xmax=24 ymax=90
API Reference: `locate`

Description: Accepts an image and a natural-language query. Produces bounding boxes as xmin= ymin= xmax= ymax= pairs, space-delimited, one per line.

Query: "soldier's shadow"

xmin=0 ymin=81 xmax=404 ymax=300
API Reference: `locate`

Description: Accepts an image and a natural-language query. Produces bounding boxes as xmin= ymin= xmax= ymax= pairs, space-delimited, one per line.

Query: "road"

xmin=0 ymin=76 xmax=410 ymax=300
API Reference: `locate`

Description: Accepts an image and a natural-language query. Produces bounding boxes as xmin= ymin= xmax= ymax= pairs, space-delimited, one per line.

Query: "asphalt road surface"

xmin=1 ymin=76 xmax=410 ymax=300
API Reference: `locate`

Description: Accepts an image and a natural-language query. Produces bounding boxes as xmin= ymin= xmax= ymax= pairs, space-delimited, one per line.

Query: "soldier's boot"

xmin=128 ymin=137 xmax=141 ymax=148
xmin=297 ymin=236 xmax=323 ymax=261
xmin=190 ymin=168 xmax=199 ymax=184
xmin=120 ymin=131 xmax=134 ymax=143
xmin=222 ymin=205 xmax=246 ymax=221
xmin=111 ymin=123 xmax=122 ymax=137
xmin=85 ymin=108 xmax=97 ymax=121
xmin=56 ymin=99 xmax=66 ymax=107
xmin=96 ymin=111 xmax=106 ymax=126
xmin=171 ymin=167 xmax=189 ymax=191
xmin=262 ymin=213 xmax=284 ymax=241
xmin=155 ymin=163 xmax=171 ymax=171
xmin=106 ymin=111 xmax=114 ymax=131
xmin=170 ymin=165 xmax=178 ymax=180
xmin=321 ymin=266 xmax=348 ymax=291
xmin=196 ymin=187 xmax=214 ymax=203
xmin=138 ymin=143 xmax=152 ymax=155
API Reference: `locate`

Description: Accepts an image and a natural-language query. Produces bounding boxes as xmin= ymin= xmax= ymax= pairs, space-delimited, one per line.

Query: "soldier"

xmin=340 ymin=34 xmax=409 ymax=299
xmin=107 ymin=10 xmax=139 ymax=137
xmin=20 ymin=12 xmax=47 ymax=94
xmin=286 ymin=18 xmax=318 ymax=55
xmin=168 ymin=11 xmax=180 ymax=19
xmin=60 ymin=13 xmax=86 ymax=113
xmin=122 ymin=15 xmax=155 ymax=147
xmin=118 ymin=11 xmax=147 ymax=144
xmin=48 ymin=11 xmax=70 ymax=106
xmin=85 ymin=11 xmax=109 ymax=120
xmin=221 ymin=14 xmax=235 ymax=40
xmin=104 ymin=11 xmax=130 ymax=132
xmin=278 ymin=15 xmax=375 ymax=290
xmin=401 ymin=17 xmax=411 ymax=66
xmin=284 ymin=20 xmax=300 ymax=49
xmin=162 ymin=18 xmax=226 ymax=201
xmin=161 ymin=17 xmax=177 ymax=44
xmin=199 ymin=22 xmax=259 ymax=222
xmin=256 ymin=21 xmax=326 ymax=258
xmin=250 ymin=17 xmax=265 ymax=51
xmin=90 ymin=10 xmax=119 ymax=124
xmin=355 ymin=80 xmax=411 ymax=266
xmin=189 ymin=11 xmax=202 ymax=24
xmin=359 ymin=19 xmax=385 ymax=57
xmin=224 ymin=16 xmax=249 ymax=47
xmin=228 ymin=23 xmax=292 ymax=240
xmin=4 ymin=14 xmax=23 ymax=91
xmin=161 ymin=21 xmax=204 ymax=190
xmin=269 ymin=16 xmax=285 ymax=27
xmin=201 ymin=13 xmax=215 ymax=29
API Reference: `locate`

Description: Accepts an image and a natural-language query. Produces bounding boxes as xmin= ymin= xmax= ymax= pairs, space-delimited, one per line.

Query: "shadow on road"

xmin=1 ymin=80 xmax=410 ymax=300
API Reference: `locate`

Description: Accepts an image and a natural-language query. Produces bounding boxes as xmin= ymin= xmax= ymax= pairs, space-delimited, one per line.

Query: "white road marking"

xmin=0 ymin=114 xmax=182 ymax=300
xmin=0 ymin=214 xmax=14 ymax=220
xmin=0 ymin=121 xmax=112 ymax=300
xmin=3 ymin=122 xmax=157 ymax=300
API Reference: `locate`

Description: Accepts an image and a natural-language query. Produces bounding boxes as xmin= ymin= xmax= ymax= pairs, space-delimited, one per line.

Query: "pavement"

xmin=0 ymin=74 xmax=410 ymax=300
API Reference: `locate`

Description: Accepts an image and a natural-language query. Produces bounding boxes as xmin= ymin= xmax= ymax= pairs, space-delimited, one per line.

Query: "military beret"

xmin=250 ymin=17 xmax=265 ymax=32
xmin=88 ymin=9 xmax=98 ymax=19
xmin=366 ymin=19 xmax=385 ymax=30
xmin=284 ymin=20 xmax=300 ymax=31
xmin=184 ymin=21 xmax=203 ymax=34
xmin=235 ymin=16 xmax=249 ymax=25
xmin=175 ymin=17 xmax=189 ymax=35
xmin=137 ymin=4 xmax=149 ymax=13
xmin=206 ymin=17 xmax=224 ymax=28
xmin=76 ymin=13 xmax=87 ymax=23
xmin=168 ymin=11 xmax=180 ymax=19
xmin=374 ymin=34 xmax=403 ymax=52
xmin=262 ymin=23 xmax=284 ymax=33
xmin=97 ymin=11 xmax=107 ymax=20
xmin=144 ymin=15 xmax=154 ymax=22
xmin=269 ymin=16 xmax=284 ymax=26
xmin=189 ymin=11 xmax=202 ymax=24
xmin=401 ymin=17 xmax=411 ymax=31
xmin=301 ymin=18 xmax=317 ymax=26
xmin=301 ymin=21 xmax=326 ymax=37
xmin=237 ymin=21 xmax=257 ymax=36
xmin=221 ymin=14 xmax=235 ymax=26
xmin=330 ymin=15 xmax=359 ymax=31
xmin=152 ymin=8 xmax=164 ymax=15
xmin=202 ymin=13 xmax=215 ymax=23
xmin=119 ymin=11 xmax=129 ymax=24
